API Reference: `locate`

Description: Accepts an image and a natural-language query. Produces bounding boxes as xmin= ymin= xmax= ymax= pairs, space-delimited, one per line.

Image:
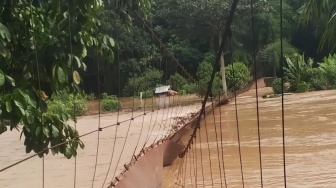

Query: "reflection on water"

xmin=163 ymin=88 xmax=336 ymax=188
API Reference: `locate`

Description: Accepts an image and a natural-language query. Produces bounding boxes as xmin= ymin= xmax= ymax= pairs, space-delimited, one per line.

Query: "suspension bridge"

xmin=2 ymin=0 xmax=336 ymax=187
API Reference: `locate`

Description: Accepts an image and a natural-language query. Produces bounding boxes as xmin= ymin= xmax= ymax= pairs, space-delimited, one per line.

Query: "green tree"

xmin=299 ymin=0 xmax=336 ymax=50
xmin=225 ymin=62 xmax=251 ymax=90
xmin=196 ymin=60 xmax=222 ymax=97
xmin=0 ymin=0 xmax=149 ymax=158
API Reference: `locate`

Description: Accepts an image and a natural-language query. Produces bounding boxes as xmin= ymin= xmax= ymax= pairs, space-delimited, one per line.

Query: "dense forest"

xmin=0 ymin=0 xmax=335 ymax=157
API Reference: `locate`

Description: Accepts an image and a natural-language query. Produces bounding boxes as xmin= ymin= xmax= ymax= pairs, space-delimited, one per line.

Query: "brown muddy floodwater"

xmin=0 ymin=94 xmax=201 ymax=188
xmin=2 ymin=88 xmax=336 ymax=188
xmin=163 ymin=88 xmax=336 ymax=188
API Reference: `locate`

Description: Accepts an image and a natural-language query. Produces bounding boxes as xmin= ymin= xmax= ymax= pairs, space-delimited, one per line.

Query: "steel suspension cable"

xmin=188 ymin=149 xmax=194 ymax=188
xmin=210 ymin=95 xmax=224 ymax=187
xmin=184 ymin=153 xmax=188 ymax=188
xmin=142 ymin=45 xmax=161 ymax=147
xmin=152 ymin=47 xmax=166 ymax=143
xmin=249 ymin=0 xmax=264 ymax=186
xmin=218 ymin=93 xmax=228 ymax=188
xmin=280 ymin=0 xmax=287 ymax=186
xmin=67 ymin=2 xmax=78 ymax=187
xmin=132 ymin=44 xmax=149 ymax=157
xmin=91 ymin=5 xmax=102 ymax=187
xmin=198 ymin=127 xmax=206 ymax=187
xmin=111 ymin=47 xmax=137 ymax=180
xmin=193 ymin=137 xmax=198 ymax=187
xmin=179 ymin=0 xmax=240 ymax=157
xmin=157 ymin=55 xmax=169 ymax=140
xmin=29 ymin=1 xmax=44 ymax=187
xmin=102 ymin=31 xmax=122 ymax=187
xmin=203 ymin=112 xmax=215 ymax=187
xmin=231 ymin=58 xmax=245 ymax=188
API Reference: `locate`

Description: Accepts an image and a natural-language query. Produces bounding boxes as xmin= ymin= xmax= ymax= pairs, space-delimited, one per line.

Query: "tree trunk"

xmin=219 ymin=31 xmax=227 ymax=96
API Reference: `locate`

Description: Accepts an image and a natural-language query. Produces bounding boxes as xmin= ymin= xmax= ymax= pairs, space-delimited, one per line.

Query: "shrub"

xmin=47 ymin=91 xmax=87 ymax=116
xmin=123 ymin=68 xmax=162 ymax=97
xmin=86 ymin=93 xmax=96 ymax=101
xmin=272 ymin=78 xmax=289 ymax=94
xmin=284 ymin=54 xmax=313 ymax=92
xmin=308 ymin=68 xmax=329 ymax=90
xmin=69 ymin=94 xmax=87 ymax=115
xmin=169 ymin=73 xmax=188 ymax=91
xmin=196 ymin=60 xmax=222 ymax=97
xmin=225 ymin=62 xmax=251 ymax=90
xmin=142 ymin=89 xmax=154 ymax=98
xmin=101 ymin=93 xmax=120 ymax=111
xmin=264 ymin=40 xmax=299 ymax=75
xmin=318 ymin=54 xmax=336 ymax=87
xmin=296 ymin=82 xmax=310 ymax=93
xmin=181 ymin=83 xmax=197 ymax=94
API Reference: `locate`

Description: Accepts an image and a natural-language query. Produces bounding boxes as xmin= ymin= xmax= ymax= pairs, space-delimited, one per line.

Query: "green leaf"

xmin=0 ymin=23 xmax=11 ymax=41
xmin=0 ymin=71 xmax=5 ymax=86
xmin=57 ymin=67 xmax=66 ymax=84
xmin=71 ymin=147 xmax=77 ymax=157
xmin=79 ymin=140 xmax=85 ymax=149
xmin=26 ymin=91 xmax=37 ymax=108
xmin=5 ymin=101 xmax=12 ymax=112
xmin=36 ymin=126 xmax=41 ymax=137
xmin=14 ymin=100 xmax=25 ymax=115
xmin=26 ymin=106 xmax=34 ymax=124
xmin=82 ymin=62 xmax=87 ymax=71
xmin=73 ymin=71 xmax=81 ymax=84
xmin=64 ymin=147 xmax=72 ymax=159
xmin=43 ymin=126 xmax=50 ymax=138
xmin=5 ymin=75 xmax=15 ymax=86
xmin=73 ymin=56 xmax=81 ymax=68
xmin=52 ymin=125 xmax=59 ymax=138
xmin=109 ymin=37 xmax=115 ymax=47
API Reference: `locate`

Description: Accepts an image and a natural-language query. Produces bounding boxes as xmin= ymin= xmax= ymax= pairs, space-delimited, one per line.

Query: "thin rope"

xmin=193 ymin=137 xmax=198 ymax=187
xmin=249 ymin=1 xmax=264 ymax=187
xmin=231 ymin=61 xmax=245 ymax=188
xmin=141 ymin=46 xmax=156 ymax=148
xmin=203 ymin=112 xmax=215 ymax=187
xmin=176 ymin=157 xmax=184 ymax=187
xmin=67 ymin=2 xmax=77 ymax=187
xmin=280 ymin=0 xmax=287 ymax=186
xmin=210 ymin=95 xmax=224 ymax=187
xmin=111 ymin=48 xmax=137 ymax=180
xmin=142 ymin=47 xmax=161 ymax=147
xmin=197 ymin=126 xmax=206 ymax=187
xmin=0 ymin=106 xmax=159 ymax=173
xmin=29 ymin=1 xmax=44 ymax=187
xmin=188 ymin=150 xmax=194 ymax=188
xmin=132 ymin=48 xmax=148 ymax=157
xmin=183 ymin=150 xmax=188 ymax=188
xmin=152 ymin=47 xmax=166 ymax=143
xmin=218 ymin=93 xmax=228 ymax=188
xmin=102 ymin=31 xmax=121 ymax=187
xmin=91 ymin=4 xmax=102 ymax=186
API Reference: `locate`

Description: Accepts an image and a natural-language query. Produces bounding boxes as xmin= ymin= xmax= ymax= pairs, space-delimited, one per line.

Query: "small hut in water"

xmin=154 ymin=85 xmax=178 ymax=97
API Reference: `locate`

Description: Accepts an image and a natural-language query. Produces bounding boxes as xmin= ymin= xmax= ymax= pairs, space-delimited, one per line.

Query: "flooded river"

xmin=163 ymin=88 xmax=336 ymax=188
xmin=0 ymin=95 xmax=201 ymax=188
xmin=1 ymin=88 xmax=336 ymax=187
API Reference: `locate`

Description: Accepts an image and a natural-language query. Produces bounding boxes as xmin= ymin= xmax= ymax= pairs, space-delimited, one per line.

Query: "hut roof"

xmin=154 ymin=85 xmax=171 ymax=94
